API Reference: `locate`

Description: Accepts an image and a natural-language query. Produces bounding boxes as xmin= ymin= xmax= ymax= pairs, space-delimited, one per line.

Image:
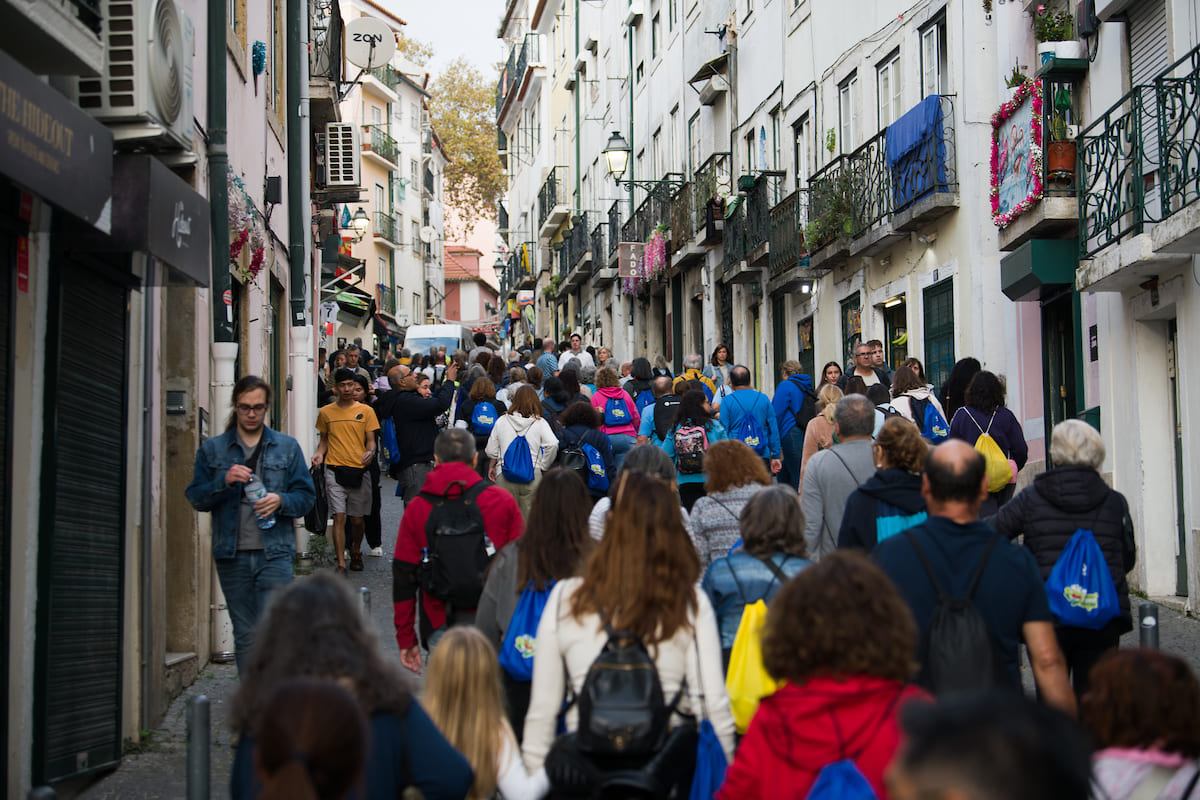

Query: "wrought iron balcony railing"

xmin=363 ymin=125 xmax=399 ymax=165
xmin=538 ymin=166 xmax=570 ymax=231
xmin=745 ymin=172 xmax=786 ymax=253
xmin=591 ymin=221 xmax=608 ymax=266
xmin=369 ymin=65 xmax=399 ymax=92
xmin=373 ymin=212 xmax=399 ymax=244
xmin=309 ymin=0 xmax=342 ymax=82
xmin=805 ymin=155 xmax=856 ymax=250
xmin=1159 ymin=44 xmax=1200 ymax=220
xmin=723 ymin=199 xmax=747 ymax=267
xmin=496 ymin=33 xmax=541 ymax=118
xmin=846 ymin=130 xmax=891 ymax=237
xmin=693 ymin=153 xmax=731 ymax=234
xmin=566 ymin=212 xmax=592 ymax=270
xmin=769 ymin=190 xmax=810 ymax=276
xmin=380 ymin=285 xmax=396 ymax=315
xmin=890 ymin=95 xmax=958 ymax=214
xmin=669 ymin=181 xmax=692 ymax=252
xmin=607 ymin=200 xmax=624 ymax=259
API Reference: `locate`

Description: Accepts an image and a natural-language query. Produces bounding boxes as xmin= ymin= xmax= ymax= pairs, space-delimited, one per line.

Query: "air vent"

xmin=324 ymin=123 xmax=361 ymax=187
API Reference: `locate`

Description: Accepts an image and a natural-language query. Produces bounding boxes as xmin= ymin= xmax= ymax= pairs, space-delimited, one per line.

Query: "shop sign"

xmin=110 ymin=155 xmax=210 ymax=286
xmin=0 ymin=49 xmax=112 ymax=231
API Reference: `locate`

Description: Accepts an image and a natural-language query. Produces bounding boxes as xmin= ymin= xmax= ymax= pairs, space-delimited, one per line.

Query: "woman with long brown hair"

xmin=522 ymin=472 xmax=735 ymax=791
xmin=476 ymin=468 xmax=595 ymax=740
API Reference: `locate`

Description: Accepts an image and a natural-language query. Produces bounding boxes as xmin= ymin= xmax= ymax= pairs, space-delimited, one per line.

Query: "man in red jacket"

xmin=393 ymin=428 xmax=523 ymax=672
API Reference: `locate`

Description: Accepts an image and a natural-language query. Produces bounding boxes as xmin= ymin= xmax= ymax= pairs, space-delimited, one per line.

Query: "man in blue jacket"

xmin=772 ymin=360 xmax=817 ymax=490
xmin=717 ymin=365 xmax=782 ymax=475
xmin=186 ymin=375 xmax=315 ymax=674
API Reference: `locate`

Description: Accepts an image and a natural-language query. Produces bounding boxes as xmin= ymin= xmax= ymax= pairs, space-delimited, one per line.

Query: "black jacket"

xmin=380 ymin=380 xmax=457 ymax=470
xmin=993 ymin=465 xmax=1136 ymax=632
xmin=838 ymin=469 xmax=927 ymax=552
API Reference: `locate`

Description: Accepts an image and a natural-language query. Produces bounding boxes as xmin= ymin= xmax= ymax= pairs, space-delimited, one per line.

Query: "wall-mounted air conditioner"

xmin=78 ymin=0 xmax=195 ymax=150
xmin=324 ymin=123 xmax=361 ymax=188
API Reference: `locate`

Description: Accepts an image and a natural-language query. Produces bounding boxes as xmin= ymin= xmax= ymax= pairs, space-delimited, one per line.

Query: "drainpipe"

xmin=207 ymin=0 xmax=237 ymax=663
xmin=287 ymin=0 xmax=315 ymax=561
xmin=574 ymin=0 xmax=581 ymax=205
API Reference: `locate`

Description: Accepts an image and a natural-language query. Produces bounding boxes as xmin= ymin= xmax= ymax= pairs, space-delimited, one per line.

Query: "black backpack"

xmin=904 ymin=531 xmax=1010 ymax=695
xmin=652 ymin=394 xmax=682 ymax=442
xmin=556 ymin=428 xmax=590 ymax=482
xmin=418 ymin=480 xmax=493 ymax=609
xmin=574 ymin=621 xmax=683 ymax=758
xmin=787 ymin=376 xmax=819 ymax=433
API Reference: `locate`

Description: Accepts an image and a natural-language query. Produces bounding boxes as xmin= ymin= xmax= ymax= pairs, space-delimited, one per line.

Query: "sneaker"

xmin=368 ymin=546 xmax=384 ymax=557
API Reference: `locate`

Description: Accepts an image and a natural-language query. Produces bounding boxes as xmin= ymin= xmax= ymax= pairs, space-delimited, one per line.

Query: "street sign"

xmin=618 ymin=242 xmax=644 ymax=279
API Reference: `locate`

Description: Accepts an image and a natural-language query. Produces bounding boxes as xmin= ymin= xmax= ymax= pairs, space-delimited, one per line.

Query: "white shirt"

xmin=558 ymin=349 xmax=595 ymax=372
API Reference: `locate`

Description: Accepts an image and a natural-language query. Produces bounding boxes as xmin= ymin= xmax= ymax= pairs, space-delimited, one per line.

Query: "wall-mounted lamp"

xmin=799 ymin=280 xmax=814 ymax=295
xmin=884 ymin=295 xmax=904 ymax=308
xmin=917 ymin=232 xmax=938 ymax=245
xmin=342 ymin=206 xmax=370 ymax=242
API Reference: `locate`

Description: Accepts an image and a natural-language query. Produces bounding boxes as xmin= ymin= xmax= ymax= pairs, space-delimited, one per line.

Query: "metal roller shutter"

xmin=1128 ymin=0 xmax=1170 ymax=182
xmin=34 ymin=246 xmax=128 ymax=784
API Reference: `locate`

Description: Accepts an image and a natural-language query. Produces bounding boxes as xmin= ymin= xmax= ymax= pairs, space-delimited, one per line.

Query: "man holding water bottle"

xmin=186 ymin=375 xmax=315 ymax=674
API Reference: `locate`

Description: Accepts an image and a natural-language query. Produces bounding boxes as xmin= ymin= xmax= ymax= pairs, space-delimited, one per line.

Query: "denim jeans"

xmin=215 ymin=550 xmax=293 ymax=674
xmin=778 ymin=426 xmax=805 ymax=490
xmin=608 ymin=433 xmax=637 ymax=471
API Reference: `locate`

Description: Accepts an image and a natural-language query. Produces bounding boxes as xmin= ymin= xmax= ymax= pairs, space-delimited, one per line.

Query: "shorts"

xmin=325 ymin=466 xmax=371 ymax=517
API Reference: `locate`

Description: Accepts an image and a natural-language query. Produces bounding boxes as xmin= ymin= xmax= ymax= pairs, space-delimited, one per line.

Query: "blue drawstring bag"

xmin=805 ymin=760 xmax=879 ymax=800
xmin=379 ymin=417 xmax=401 ymax=470
xmin=688 ymin=719 xmax=727 ymax=800
xmin=501 ymin=434 xmax=536 ymax=484
xmin=1044 ymin=528 xmax=1121 ymax=630
xmin=499 ymin=581 xmax=553 ymax=681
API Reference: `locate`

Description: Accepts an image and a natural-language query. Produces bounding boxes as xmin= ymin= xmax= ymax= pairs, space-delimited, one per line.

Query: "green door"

xmin=923 ymin=279 xmax=955 ymax=393
xmin=1170 ymin=320 xmax=1187 ymax=596
xmin=771 ymin=294 xmax=787 ymax=383
xmin=884 ymin=299 xmax=908 ymax=371
xmin=1040 ymin=291 xmax=1083 ymax=452
xmin=841 ymin=293 xmax=862 ymax=372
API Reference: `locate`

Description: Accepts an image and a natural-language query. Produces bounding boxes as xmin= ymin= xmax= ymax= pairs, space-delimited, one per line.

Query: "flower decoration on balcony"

xmin=227 ymin=172 xmax=268 ymax=283
xmin=1032 ymin=4 xmax=1074 ymax=42
xmin=645 ymin=224 xmax=668 ymax=276
xmin=990 ymin=79 xmax=1043 ymax=228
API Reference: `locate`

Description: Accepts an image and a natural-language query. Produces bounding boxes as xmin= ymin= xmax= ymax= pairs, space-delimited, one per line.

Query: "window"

xmin=793 ymin=114 xmax=811 ymax=188
xmin=920 ymin=18 xmax=948 ymax=96
xmin=413 ymin=292 xmax=422 ymax=322
xmin=411 ymin=102 xmax=419 ymax=131
xmin=770 ymin=109 xmax=782 ymax=170
xmin=269 ymin=0 xmax=284 ymax=119
xmin=669 ymin=0 xmax=678 ymax=29
xmin=652 ymin=129 xmax=662 ymax=177
xmin=838 ymin=73 xmax=858 ymax=153
xmin=375 ymin=183 xmax=386 ymax=212
xmin=636 ymin=61 xmax=644 ymax=83
xmin=688 ymin=112 xmax=701 ymax=175
xmin=412 ymin=220 xmax=421 ymax=253
xmin=370 ymin=105 xmax=382 ymax=125
xmin=745 ymin=130 xmax=756 ymax=172
xmin=877 ymin=50 xmax=902 ymax=129
xmin=744 ymin=0 xmax=753 ymax=18
xmin=652 ymin=13 xmax=661 ymax=58
xmin=669 ymin=108 xmax=680 ymax=173
xmin=410 ymin=159 xmax=419 ymax=185
xmin=923 ymin=278 xmax=955 ymax=392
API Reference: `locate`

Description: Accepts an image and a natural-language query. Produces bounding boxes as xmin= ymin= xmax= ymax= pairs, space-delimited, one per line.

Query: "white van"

xmin=402 ymin=323 xmax=474 ymax=359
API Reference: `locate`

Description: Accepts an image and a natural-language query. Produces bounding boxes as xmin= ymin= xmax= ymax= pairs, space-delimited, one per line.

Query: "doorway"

xmin=1040 ymin=290 xmax=1083 ymax=447
xmin=771 ymin=294 xmax=787 ymax=384
xmin=883 ymin=297 xmax=907 ymax=372
xmin=1169 ymin=319 xmax=1187 ymax=596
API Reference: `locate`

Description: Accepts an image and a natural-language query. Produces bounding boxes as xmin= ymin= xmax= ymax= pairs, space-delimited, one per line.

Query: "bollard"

xmin=187 ymin=695 xmax=210 ymax=800
xmin=1139 ymin=602 xmax=1160 ymax=649
xmin=359 ymin=586 xmax=371 ymax=617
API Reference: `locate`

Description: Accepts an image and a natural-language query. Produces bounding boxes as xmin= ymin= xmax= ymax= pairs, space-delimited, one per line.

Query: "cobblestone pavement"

xmin=63 ymin=479 xmax=1200 ymax=798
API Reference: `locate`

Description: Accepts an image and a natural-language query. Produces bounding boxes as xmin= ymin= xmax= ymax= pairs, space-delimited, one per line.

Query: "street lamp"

xmin=342 ymin=206 xmax=369 ymax=242
xmin=602 ymin=130 xmax=683 ymax=201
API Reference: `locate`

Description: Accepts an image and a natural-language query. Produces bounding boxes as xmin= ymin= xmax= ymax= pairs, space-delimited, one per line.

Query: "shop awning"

xmin=1001 ymin=239 xmax=1079 ymax=301
xmin=322 ymin=278 xmax=374 ymax=318
xmin=688 ymin=52 xmax=729 ymax=85
xmin=374 ymin=313 xmax=405 ymax=340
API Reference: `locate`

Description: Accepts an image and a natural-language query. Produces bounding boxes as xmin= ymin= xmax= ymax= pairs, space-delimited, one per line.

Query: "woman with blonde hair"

xmin=799 ymin=383 xmax=844 ymax=486
xmin=688 ymin=439 xmax=772 ymax=568
xmin=424 ymin=627 xmax=550 ymax=800
xmin=523 ymin=472 xmax=736 ymax=795
xmin=486 ymin=384 xmax=559 ymax=517
xmin=837 ymin=417 xmax=930 ymax=552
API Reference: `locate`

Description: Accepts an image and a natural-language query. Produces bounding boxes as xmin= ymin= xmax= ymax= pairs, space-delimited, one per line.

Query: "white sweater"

xmin=521 ymin=578 xmax=737 ymax=771
xmin=485 ymin=413 xmax=559 ymax=473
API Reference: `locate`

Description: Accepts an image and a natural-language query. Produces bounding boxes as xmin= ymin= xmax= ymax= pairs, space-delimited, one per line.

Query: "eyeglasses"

xmin=856 ymin=352 xmax=872 ymax=359
xmin=236 ymin=404 xmax=268 ymax=414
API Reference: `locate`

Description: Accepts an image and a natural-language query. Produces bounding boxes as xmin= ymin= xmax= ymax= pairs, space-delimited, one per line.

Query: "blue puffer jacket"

xmin=702 ymin=551 xmax=812 ymax=653
xmin=186 ymin=427 xmax=315 ymax=560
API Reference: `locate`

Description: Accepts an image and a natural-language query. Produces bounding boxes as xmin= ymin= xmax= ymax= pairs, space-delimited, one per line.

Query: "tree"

xmin=428 ymin=57 xmax=504 ymax=238
xmin=397 ymin=32 xmax=433 ymax=66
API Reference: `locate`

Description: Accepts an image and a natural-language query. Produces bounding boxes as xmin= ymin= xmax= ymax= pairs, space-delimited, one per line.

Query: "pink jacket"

xmin=591 ymin=386 xmax=640 ymax=436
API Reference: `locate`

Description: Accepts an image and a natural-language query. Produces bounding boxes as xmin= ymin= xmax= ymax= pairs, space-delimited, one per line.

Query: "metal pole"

xmin=187 ymin=695 xmax=210 ymax=800
xmin=1139 ymin=602 xmax=1160 ymax=649
xmin=359 ymin=586 xmax=371 ymax=618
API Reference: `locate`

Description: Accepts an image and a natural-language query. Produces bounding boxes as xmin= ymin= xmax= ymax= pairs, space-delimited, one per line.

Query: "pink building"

xmin=444 ymin=246 xmax=500 ymax=333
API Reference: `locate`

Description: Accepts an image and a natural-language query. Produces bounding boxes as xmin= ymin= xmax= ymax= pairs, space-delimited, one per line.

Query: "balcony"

xmin=804 ymin=95 xmax=959 ymax=268
xmin=496 ymin=33 xmax=542 ymax=126
xmin=767 ymin=190 xmax=814 ymax=294
xmin=508 ymin=241 xmax=537 ymax=290
xmin=723 ymin=200 xmax=747 ymax=276
xmin=498 ymin=204 xmax=509 ymax=244
xmin=745 ymin=171 xmax=786 ymax=265
xmin=373 ymin=212 xmax=401 ymax=248
xmin=670 ymin=181 xmax=704 ymax=269
xmin=368 ymin=65 xmax=400 ymax=94
xmin=562 ymin=213 xmax=593 ymax=289
xmin=538 ymin=166 xmax=571 ymax=240
xmin=309 ymin=0 xmax=343 ymax=127
xmin=1076 ymin=44 xmax=1200 ymax=291
xmin=693 ymin=152 xmax=731 ymax=243
xmin=498 ymin=128 xmax=508 ymax=169
xmin=4 ymin=0 xmax=104 ymax=75
xmin=362 ymin=125 xmax=399 ymax=169
xmin=606 ymin=200 xmax=623 ymax=264
xmin=379 ymin=285 xmax=396 ymax=315
xmin=590 ymin=222 xmax=613 ymax=285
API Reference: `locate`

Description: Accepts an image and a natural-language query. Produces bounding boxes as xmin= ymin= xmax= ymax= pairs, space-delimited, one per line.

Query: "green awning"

xmin=1001 ymin=238 xmax=1079 ymax=301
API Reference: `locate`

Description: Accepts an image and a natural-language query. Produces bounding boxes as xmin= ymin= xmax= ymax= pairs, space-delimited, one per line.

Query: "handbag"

xmin=331 ymin=464 xmax=366 ymax=489
xmin=303 ymin=464 xmax=328 ymax=534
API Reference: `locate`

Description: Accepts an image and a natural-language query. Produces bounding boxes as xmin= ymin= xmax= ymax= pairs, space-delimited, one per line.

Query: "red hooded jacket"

xmin=392 ymin=461 xmax=523 ymax=650
xmin=717 ymin=676 xmax=930 ymax=800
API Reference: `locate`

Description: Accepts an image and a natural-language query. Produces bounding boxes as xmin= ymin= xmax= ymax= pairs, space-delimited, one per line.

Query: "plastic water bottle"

xmin=243 ymin=473 xmax=276 ymax=530
xmin=420 ymin=547 xmax=430 ymax=566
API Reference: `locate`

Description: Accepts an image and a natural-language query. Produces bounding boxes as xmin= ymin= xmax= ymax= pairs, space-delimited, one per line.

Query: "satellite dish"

xmin=345 ymin=18 xmax=397 ymax=69
xmin=419 ymin=226 xmax=436 ymax=243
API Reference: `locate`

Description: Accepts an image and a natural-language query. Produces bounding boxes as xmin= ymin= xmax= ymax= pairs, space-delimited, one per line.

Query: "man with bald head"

xmin=873 ymin=440 xmax=1075 ymax=715
xmin=379 ymin=359 xmax=461 ymax=505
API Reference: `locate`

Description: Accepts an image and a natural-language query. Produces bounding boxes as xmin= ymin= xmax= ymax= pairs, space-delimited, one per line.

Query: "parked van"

xmin=402 ymin=324 xmax=473 ymax=360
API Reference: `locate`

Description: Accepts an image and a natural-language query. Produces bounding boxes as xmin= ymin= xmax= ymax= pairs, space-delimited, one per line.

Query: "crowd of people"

xmin=185 ymin=330 xmax=1199 ymax=800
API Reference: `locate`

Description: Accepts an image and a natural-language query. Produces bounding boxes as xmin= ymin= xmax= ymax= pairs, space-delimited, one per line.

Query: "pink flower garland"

xmin=620 ymin=224 xmax=669 ymax=296
xmin=990 ymin=79 xmax=1044 ymax=228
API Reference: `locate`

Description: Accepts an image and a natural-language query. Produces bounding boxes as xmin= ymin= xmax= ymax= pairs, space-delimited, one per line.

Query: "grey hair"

xmin=834 ymin=394 xmax=876 ymax=438
xmin=740 ymin=485 xmax=807 ymax=559
xmin=618 ymin=444 xmax=677 ymax=484
xmin=579 ymin=364 xmax=597 ymax=384
xmin=467 ymin=364 xmax=486 ymax=381
xmin=1049 ymin=419 xmax=1105 ymax=470
xmin=684 ymin=353 xmax=703 ymax=370
xmin=434 ymin=429 xmax=476 ymax=464
xmin=605 ymin=358 xmax=620 ymax=371
xmin=565 ymin=357 xmax=583 ymax=374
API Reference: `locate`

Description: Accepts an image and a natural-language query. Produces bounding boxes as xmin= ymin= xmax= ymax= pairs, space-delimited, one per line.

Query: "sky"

xmin=382 ymin=1 xmax=507 ymax=76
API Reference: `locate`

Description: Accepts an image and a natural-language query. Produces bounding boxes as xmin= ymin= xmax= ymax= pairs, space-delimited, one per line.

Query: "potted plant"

xmin=1045 ymin=87 xmax=1076 ymax=183
xmin=1033 ymin=5 xmax=1076 ymax=63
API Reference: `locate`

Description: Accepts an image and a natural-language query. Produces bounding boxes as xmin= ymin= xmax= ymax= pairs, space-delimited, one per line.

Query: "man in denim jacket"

xmin=186 ymin=375 xmax=315 ymax=674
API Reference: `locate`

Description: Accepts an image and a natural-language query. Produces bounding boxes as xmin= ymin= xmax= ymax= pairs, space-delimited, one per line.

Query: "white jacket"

xmin=485 ymin=413 xmax=559 ymax=473
xmin=892 ymin=386 xmax=947 ymax=424
xmin=521 ymin=578 xmax=737 ymax=771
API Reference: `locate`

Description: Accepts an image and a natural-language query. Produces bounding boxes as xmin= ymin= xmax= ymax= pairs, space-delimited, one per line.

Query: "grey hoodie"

xmin=801 ymin=438 xmax=876 ymax=560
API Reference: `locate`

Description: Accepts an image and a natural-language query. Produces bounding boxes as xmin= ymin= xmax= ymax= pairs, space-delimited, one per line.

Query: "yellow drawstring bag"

xmin=725 ymin=599 xmax=778 ymax=734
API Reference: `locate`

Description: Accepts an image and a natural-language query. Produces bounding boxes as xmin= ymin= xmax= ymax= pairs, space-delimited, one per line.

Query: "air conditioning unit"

xmin=324 ymin=123 xmax=361 ymax=188
xmin=78 ymin=0 xmax=195 ymax=151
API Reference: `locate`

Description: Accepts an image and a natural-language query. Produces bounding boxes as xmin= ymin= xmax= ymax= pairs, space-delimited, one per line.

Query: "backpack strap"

xmin=758 ymin=555 xmax=790 ymax=587
xmin=965 ymin=533 xmax=1002 ymax=601
xmin=903 ymin=530 xmax=949 ymax=602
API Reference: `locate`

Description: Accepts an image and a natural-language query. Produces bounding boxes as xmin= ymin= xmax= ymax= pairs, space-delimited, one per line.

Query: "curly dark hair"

xmin=762 ymin=551 xmax=916 ymax=684
xmin=558 ymin=399 xmax=601 ymax=428
xmin=964 ymin=370 xmax=1006 ymax=414
xmin=231 ymin=573 xmax=411 ymax=733
xmin=1082 ymin=649 xmax=1200 ymax=757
